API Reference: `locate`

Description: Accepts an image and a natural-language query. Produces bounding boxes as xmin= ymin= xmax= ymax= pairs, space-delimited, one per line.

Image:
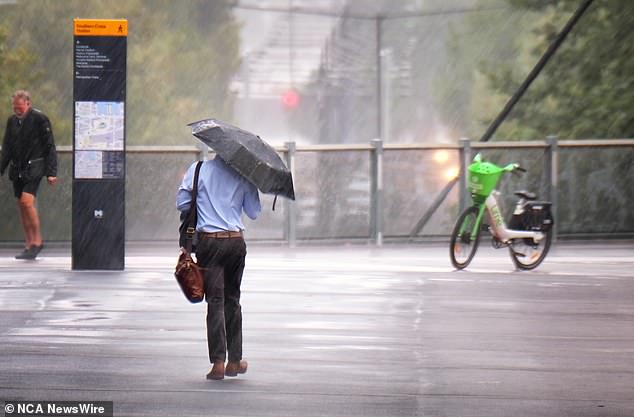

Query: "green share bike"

xmin=450 ymin=154 xmax=554 ymax=270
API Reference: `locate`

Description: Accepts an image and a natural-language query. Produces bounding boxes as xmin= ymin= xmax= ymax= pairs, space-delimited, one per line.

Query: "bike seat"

xmin=514 ymin=190 xmax=537 ymax=200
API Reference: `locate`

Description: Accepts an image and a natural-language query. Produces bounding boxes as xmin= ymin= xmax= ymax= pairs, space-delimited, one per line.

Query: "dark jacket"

xmin=0 ymin=108 xmax=57 ymax=178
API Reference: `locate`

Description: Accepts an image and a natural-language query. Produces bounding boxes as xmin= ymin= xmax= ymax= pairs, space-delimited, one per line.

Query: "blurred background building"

xmin=232 ymin=0 xmax=495 ymax=146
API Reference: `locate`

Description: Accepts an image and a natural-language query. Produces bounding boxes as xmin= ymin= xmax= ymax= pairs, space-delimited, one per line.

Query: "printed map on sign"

xmin=75 ymin=101 xmax=124 ymax=150
xmin=74 ymin=151 xmax=103 ymax=179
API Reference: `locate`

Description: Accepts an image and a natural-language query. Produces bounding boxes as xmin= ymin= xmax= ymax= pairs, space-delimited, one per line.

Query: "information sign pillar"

xmin=72 ymin=19 xmax=127 ymax=270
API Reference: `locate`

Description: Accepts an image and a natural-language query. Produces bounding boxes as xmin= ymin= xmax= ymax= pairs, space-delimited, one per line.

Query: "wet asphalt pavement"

xmin=1 ymin=241 xmax=633 ymax=417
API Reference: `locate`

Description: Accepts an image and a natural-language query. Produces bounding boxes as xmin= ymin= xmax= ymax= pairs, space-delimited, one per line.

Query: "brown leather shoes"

xmin=206 ymin=361 xmax=225 ymax=380
xmin=225 ymin=360 xmax=248 ymax=377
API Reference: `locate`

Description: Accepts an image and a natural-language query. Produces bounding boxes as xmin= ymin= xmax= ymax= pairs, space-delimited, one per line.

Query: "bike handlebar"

xmin=472 ymin=154 xmax=527 ymax=175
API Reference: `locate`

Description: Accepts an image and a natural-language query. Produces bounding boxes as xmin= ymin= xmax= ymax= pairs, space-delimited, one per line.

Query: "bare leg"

xmin=17 ymin=192 xmax=42 ymax=248
xmin=17 ymin=201 xmax=30 ymax=249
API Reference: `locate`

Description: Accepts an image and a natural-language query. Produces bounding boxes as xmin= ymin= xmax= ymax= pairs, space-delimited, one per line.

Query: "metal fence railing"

xmin=1 ymin=139 xmax=633 ymax=245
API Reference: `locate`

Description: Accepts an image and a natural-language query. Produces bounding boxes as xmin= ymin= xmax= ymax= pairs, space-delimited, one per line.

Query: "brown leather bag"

xmin=174 ymin=249 xmax=205 ymax=303
xmin=174 ymin=161 xmax=205 ymax=303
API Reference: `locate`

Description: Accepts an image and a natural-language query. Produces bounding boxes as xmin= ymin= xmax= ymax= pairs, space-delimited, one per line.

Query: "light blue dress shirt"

xmin=176 ymin=157 xmax=261 ymax=232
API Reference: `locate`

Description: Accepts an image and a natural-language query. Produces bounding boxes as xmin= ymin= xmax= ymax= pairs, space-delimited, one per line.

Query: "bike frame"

xmin=468 ymin=193 xmax=545 ymax=244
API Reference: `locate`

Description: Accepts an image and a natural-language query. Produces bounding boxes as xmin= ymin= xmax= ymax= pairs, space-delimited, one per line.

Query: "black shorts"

xmin=13 ymin=177 xmax=42 ymax=198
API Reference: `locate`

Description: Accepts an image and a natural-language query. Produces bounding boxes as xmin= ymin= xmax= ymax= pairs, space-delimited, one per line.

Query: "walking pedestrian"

xmin=0 ymin=90 xmax=57 ymax=260
xmin=176 ymin=155 xmax=261 ymax=380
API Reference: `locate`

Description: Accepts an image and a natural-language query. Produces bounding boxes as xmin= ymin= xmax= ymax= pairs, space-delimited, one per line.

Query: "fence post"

xmin=546 ymin=135 xmax=559 ymax=242
xmin=284 ymin=141 xmax=297 ymax=247
xmin=370 ymin=138 xmax=384 ymax=246
xmin=459 ymin=138 xmax=471 ymax=213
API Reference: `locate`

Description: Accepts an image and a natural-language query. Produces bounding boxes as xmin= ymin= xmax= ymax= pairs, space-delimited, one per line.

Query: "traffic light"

xmin=281 ymin=89 xmax=300 ymax=110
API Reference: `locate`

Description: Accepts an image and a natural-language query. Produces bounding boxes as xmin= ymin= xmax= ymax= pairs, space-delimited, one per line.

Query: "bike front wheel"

xmin=450 ymin=206 xmax=481 ymax=270
xmin=508 ymin=214 xmax=553 ymax=270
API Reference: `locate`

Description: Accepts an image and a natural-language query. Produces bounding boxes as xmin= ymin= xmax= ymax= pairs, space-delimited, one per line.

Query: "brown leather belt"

xmin=199 ymin=231 xmax=243 ymax=239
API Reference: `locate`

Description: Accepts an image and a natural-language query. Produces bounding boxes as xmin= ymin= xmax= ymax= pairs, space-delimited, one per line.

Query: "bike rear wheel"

xmin=450 ymin=206 xmax=481 ymax=270
xmin=508 ymin=213 xmax=553 ymax=270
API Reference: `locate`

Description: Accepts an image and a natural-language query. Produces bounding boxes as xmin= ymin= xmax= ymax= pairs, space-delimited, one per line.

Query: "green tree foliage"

xmin=451 ymin=0 xmax=634 ymax=140
xmin=432 ymin=5 xmax=536 ymax=141
xmin=0 ymin=24 xmax=39 ymax=128
xmin=0 ymin=0 xmax=241 ymax=145
xmin=434 ymin=0 xmax=634 ymax=140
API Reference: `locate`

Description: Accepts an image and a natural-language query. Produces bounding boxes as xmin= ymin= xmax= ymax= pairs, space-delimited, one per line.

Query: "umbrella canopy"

xmin=188 ymin=119 xmax=295 ymax=200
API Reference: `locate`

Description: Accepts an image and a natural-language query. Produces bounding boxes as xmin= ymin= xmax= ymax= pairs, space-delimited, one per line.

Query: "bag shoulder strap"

xmin=191 ymin=160 xmax=203 ymax=205
xmin=185 ymin=161 xmax=203 ymax=253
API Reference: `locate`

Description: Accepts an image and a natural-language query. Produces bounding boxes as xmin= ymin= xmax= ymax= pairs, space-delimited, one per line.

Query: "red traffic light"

xmin=281 ymin=89 xmax=300 ymax=109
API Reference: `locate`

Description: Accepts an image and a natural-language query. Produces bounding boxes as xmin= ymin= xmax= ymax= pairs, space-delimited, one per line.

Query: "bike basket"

xmin=467 ymin=160 xmax=504 ymax=197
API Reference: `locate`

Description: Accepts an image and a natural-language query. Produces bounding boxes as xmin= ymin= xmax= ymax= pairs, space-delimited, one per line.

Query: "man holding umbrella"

xmin=177 ymin=155 xmax=261 ymax=380
xmin=180 ymin=118 xmax=295 ymax=380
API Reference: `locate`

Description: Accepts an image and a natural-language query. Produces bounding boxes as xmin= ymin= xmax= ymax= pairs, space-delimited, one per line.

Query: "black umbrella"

xmin=188 ymin=119 xmax=295 ymax=201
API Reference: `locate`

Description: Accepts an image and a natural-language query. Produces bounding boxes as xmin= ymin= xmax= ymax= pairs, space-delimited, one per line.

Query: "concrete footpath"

xmin=1 ymin=241 xmax=633 ymax=417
